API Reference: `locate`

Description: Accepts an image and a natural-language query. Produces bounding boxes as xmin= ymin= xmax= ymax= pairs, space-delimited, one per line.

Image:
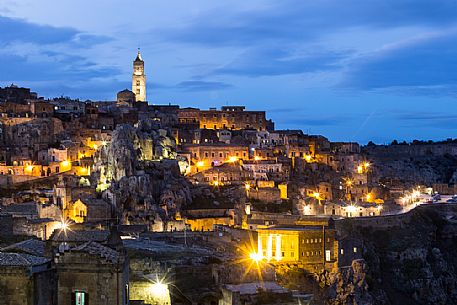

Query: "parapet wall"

xmin=336 ymin=204 xmax=457 ymax=231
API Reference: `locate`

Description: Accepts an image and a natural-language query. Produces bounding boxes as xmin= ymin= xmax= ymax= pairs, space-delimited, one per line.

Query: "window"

xmin=325 ymin=250 xmax=331 ymax=261
xmin=340 ymin=249 xmax=344 ymax=255
xmin=353 ymin=247 xmax=357 ymax=253
xmin=291 ymin=252 xmax=294 ymax=257
xmin=72 ymin=291 xmax=86 ymax=305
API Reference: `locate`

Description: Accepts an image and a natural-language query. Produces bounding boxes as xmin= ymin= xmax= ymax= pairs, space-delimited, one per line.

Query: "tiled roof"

xmin=0 ymin=252 xmax=49 ymax=267
xmin=224 ymin=281 xmax=288 ymax=295
xmin=1 ymin=239 xmax=45 ymax=257
xmin=51 ymin=230 xmax=110 ymax=242
xmin=0 ymin=202 xmax=38 ymax=215
xmin=72 ymin=241 xmax=120 ymax=263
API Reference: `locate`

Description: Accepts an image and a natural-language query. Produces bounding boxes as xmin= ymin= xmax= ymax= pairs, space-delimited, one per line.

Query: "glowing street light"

xmin=304 ymin=155 xmax=312 ymax=162
xmin=228 ymin=156 xmax=238 ymax=163
xmin=254 ymin=156 xmax=262 ymax=161
xmin=249 ymin=252 xmax=263 ymax=263
xmin=196 ymin=161 xmax=205 ymax=167
xmin=357 ymin=165 xmax=363 ymax=174
xmin=150 ymin=281 xmax=169 ymax=297
xmin=245 ymin=183 xmax=251 ymax=191
xmin=347 ymin=205 xmax=357 ymax=214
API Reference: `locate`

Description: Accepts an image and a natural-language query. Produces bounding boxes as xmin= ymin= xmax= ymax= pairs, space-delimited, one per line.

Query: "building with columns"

xmin=132 ymin=50 xmax=146 ymax=102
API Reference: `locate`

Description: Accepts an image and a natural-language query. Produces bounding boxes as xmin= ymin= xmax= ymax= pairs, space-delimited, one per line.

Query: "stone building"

xmin=0 ymin=252 xmax=52 ymax=305
xmin=54 ymin=241 xmax=129 ymax=305
xmin=192 ymin=163 xmax=252 ymax=186
xmin=116 ymin=89 xmax=136 ymax=107
xmin=184 ymin=143 xmax=249 ymax=173
xmin=178 ymin=106 xmax=272 ymax=131
xmin=65 ymin=197 xmax=111 ymax=224
xmin=255 ymin=220 xmax=361 ymax=272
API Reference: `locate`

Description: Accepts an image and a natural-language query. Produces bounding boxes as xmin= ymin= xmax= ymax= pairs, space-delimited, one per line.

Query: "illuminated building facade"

xmin=178 ymin=106 xmax=273 ymax=131
xmin=132 ymin=50 xmax=146 ymax=102
xmin=256 ymin=226 xmax=337 ymax=269
xmin=183 ymin=143 xmax=249 ymax=173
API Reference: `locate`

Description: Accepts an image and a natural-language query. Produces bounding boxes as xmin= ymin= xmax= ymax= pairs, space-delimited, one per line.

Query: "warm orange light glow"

xmin=249 ymin=252 xmax=263 ymax=263
xmin=92 ymin=144 xmax=98 ymax=150
xmin=357 ymin=165 xmax=363 ymax=174
xmin=245 ymin=183 xmax=251 ymax=190
xmin=304 ymin=155 xmax=312 ymax=162
xmin=254 ymin=156 xmax=262 ymax=161
xmin=151 ymin=282 xmax=168 ymax=296
xmin=366 ymin=193 xmax=372 ymax=202
xmin=25 ymin=165 xmax=33 ymax=172
xmin=213 ymin=181 xmax=219 ymax=186
xmin=228 ymin=156 xmax=238 ymax=162
xmin=196 ymin=161 xmax=205 ymax=167
xmin=364 ymin=162 xmax=371 ymax=168
xmin=347 ymin=205 xmax=357 ymax=213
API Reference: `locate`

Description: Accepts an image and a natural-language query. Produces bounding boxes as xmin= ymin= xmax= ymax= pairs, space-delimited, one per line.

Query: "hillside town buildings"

xmin=0 ymin=51 xmax=454 ymax=305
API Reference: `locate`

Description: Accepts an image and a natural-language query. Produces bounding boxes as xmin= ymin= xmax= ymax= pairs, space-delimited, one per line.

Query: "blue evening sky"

xmin=1 ymin=0 xmax=457 ymax=143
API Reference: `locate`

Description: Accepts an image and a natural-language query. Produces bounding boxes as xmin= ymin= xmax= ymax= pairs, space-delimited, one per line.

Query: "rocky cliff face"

xmin=323 ymin=205 xmax=457 ymax=305
xmin=324 ymin=260 xmax=375 ymax=305
xmin=94 ymin=120 xmax=191 ymax=226
xmin=363 ymin=145 xmax=457 ymax=185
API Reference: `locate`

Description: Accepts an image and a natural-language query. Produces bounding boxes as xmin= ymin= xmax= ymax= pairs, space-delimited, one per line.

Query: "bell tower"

xmin=132 ymin=49 xmax=146 ymax=102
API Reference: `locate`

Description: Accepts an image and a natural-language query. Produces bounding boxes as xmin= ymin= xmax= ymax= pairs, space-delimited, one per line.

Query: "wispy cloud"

xmin=340 ymin=30 xmax=457 ymax=95
xmin=175 ymin=80 xmax=233 ymax=92
xmin=213 ymin=48 xmax=349 ymax=77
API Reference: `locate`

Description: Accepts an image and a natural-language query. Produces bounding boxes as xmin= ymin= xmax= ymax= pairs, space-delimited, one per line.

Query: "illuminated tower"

xmin=132 ymin=49 xmax=146 ymax=102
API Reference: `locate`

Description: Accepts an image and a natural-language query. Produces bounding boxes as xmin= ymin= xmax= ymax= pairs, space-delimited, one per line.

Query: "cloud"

xmin=0 ymin=14 xmax=118 ymax=97
xmin=341 ymin=31 xmax=457 ymax=95
xmin=157 ymin=0 xmax=457 ymax=48
xmin=0 ymin=53 xmax=119 ymax=82
xmin=276 ymin=116 xmax=348 ymax=127
xmin=175 ymin=80 xmax=233 ymax=92
xmin=0 ymin=15 xmax=109 ymax=47
xmin=213 ymin=48 xmax=348 ymax=77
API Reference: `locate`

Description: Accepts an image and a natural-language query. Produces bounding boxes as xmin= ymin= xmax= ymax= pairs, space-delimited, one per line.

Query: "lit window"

xmin=73 ymin=291 xmax=86 ymax=305
xmin=353 ymin=247 xmax=357 ymax=253
xmin=340 ymin=249 xmax=344 ymax=255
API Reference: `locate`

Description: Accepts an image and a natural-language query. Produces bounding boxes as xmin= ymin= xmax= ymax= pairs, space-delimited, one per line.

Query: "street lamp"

xmin=249 ymin=252 xmax=263 ymax=263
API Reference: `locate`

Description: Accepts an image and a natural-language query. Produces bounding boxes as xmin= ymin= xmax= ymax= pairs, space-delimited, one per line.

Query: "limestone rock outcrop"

xmin=324 ymin=259 xmax=374 ymax=305
xmin=94 ymin=120 xmax=191 ymax=227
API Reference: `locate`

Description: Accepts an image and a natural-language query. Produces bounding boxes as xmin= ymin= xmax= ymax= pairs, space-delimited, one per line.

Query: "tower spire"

xmin=132 ymin=49 xmax=146 ymax=101
xmin=135 ymin=48 xmax=143 ymax=62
